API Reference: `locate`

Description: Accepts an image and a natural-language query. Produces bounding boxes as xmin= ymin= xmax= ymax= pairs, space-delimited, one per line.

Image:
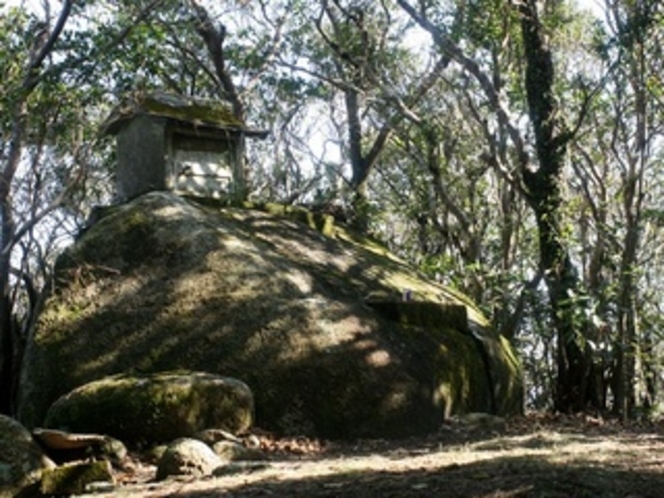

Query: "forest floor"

xmin=80 ymin=413 xmax=664 ymax=498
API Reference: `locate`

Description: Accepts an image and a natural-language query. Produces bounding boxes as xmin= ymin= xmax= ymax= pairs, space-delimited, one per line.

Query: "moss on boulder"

xmin=18 ymin=192 xmax=523 ymax=438
xmin=43 ymin=372 xmax=253 ymax=446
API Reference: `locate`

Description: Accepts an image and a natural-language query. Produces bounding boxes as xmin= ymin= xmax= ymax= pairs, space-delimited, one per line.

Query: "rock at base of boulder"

xmin=32 ymin=428 xmax=127 ymax=466
xmin=0 ymin=415 xmax=54 ymax=495
xmin=43 ymin=371 xmax=254 ymax=446
xmin=40 ymin=460 xmax=114 ymax=495
xmin=156 ymin=438 xmax=222 ymax=481
xmin=212 ymin=440 xmax=267 ymax=462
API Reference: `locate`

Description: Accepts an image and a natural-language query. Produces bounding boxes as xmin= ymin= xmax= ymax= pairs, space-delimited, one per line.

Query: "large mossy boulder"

xmin=18 ymin=192 xmax=523 ymax=438
xmin=43 ymin=372 xmax=253 ymax=445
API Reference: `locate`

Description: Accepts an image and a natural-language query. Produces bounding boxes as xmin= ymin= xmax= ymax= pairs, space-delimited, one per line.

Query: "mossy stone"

xmin=40 ymin=461 xmax=113 ymax=495
xmin=43 ymin=372 xmax=253 ymax=446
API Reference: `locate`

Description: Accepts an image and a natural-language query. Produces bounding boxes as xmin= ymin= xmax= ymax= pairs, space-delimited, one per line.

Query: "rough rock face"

xmin=42 ymin=372 xmax=253 ymax=445
xmin=18 ymin=192 xmax=523 ymax=438
xmin=0 ymin=415 xmax=55 ymax=495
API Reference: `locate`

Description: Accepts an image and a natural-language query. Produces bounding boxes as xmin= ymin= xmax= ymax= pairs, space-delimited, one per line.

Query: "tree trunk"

xmin=614 ymin=42 xmax=647 ymax=421
xmin=344 ymin=87 xmax=370 ymax=232
xmin=190 ymin=0 xmax=248 ymax=200
xmin=614 ymin=172 xmax=640 ymax=419
xmin=516 ymin=0 xmax=594 ymax=412
xmin=0 ymin=98 xmax=27 ymax=415
xmin=532 ymin=200 xmax=591 ymax=411
xmin=0 ymin=275 xmax=20 ymax=415
xmin=0 ymin=296 xmax=13 ymax=415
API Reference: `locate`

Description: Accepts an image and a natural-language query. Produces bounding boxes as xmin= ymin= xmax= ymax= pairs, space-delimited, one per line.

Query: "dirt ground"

xmin=78 ymin=413 xmax=664 ymax=498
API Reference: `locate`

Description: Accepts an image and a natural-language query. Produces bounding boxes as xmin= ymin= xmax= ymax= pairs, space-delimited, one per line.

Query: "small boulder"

xmin=0 ymin=415 xmax=54 ymax=495
xmin=43 ymin=371 xmax=254 ymax=446
xmin=156 ymin=438 xmax=222 ymax=480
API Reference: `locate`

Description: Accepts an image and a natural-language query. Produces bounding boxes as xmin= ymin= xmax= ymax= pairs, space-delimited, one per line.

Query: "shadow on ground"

xmin=162 ymin=441 xmax=664 ymax=498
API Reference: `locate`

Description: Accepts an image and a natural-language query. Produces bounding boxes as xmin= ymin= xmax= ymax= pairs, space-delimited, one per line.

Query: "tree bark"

xmin=344 ymin=86 xmax=370 ymax=232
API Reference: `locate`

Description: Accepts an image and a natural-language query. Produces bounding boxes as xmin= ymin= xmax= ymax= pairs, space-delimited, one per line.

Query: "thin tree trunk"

xmin=0 ymin=97 xmax=28 ymax=414
xmin=615 ymin=179 xmax=640 ymax=418
xmin=344 ymin=87 xmax=369 ymax=232
xmin=189 ymin=0 xmax=249 ymax=200
xmin=614 ymin=17 xmax=648 ymax=418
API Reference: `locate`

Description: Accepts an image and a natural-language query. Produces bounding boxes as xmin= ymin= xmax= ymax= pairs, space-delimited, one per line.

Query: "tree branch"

xmin=396 ymin=0 xmax=530 ymax=175
xmin=189 ymin=0 xmax=245 ymax=119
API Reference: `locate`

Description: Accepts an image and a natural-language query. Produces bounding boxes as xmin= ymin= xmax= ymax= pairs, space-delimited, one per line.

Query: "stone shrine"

xmin=102 ymin=91 xmax=268 ymax=201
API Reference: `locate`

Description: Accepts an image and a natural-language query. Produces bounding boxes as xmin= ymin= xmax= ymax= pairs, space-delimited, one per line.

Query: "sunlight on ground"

xmin=77 ymin=424 xmax=664 ymax=497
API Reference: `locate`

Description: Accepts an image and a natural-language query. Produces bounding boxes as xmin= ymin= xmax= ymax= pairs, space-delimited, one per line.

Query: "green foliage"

xmin=458 ymin=0 xmax=519 ymax=51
